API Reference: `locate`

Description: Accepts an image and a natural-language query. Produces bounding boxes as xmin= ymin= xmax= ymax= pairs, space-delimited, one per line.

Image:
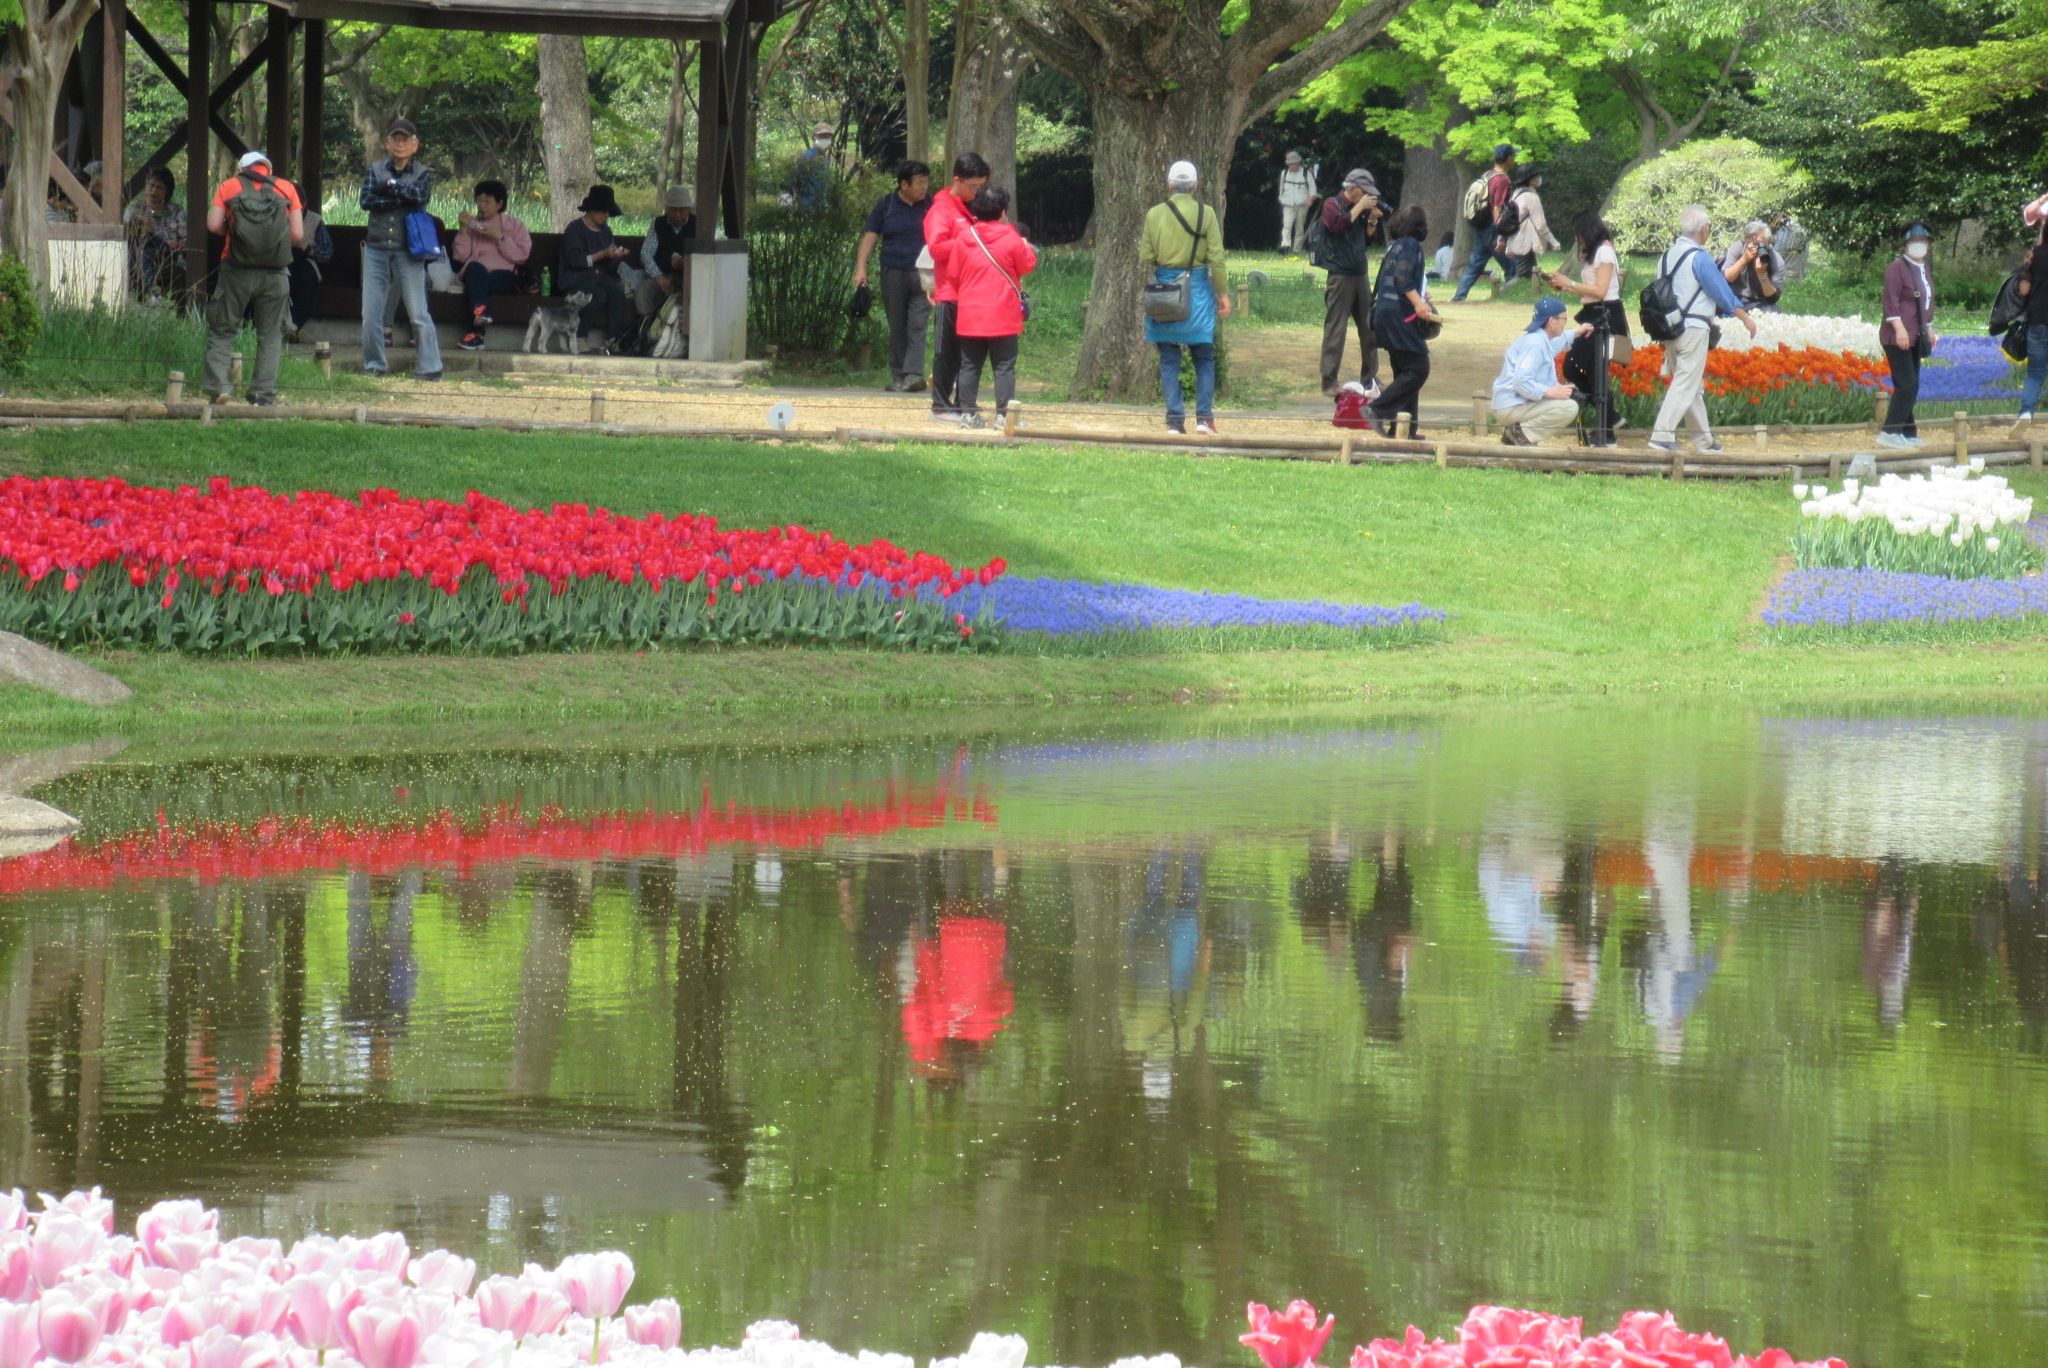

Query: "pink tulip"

xmin=0 ymin=1235 xmax=31 ymax=1302
xmin=623 ymin=1300 xmax=681 ymax=1351
xmin=342 ymin=1236 xmax=410 ymax=1280
xmin=1241 ymin=1301 xmax=1335 ymax=1368
xmin=343 ymin=1303 xmax=426 ymax=1368
xmin=31 ymin=1215 xmax=104 ymax=1290
xmin=1458 ymin=1306 xmax=1582 ymax=1363
xmin=1612 ymin=1312 xmax=1732 ymax=1368
xmin=0 ymin=1195 xmax=26 ymax=1237
xmin=37 ymin=1293 xmax=103 ymax=1363
xmin=555 ymin=1254 xmax=633 ymax=1322
xmin=404 ymin=1253 xmax=474 ymax=1298
xmin=473 ymin=1278 xmax=569 ymax=1341
xmin=161 ymin=1299 xmax=211 ymax=1347
xmin=214 ymin=1287 xmax=290 ymax=1339
xmin=185 ymin=1328 xmax=288 ymax=1368
xmin=136 ymin=1203 xmax=219 ymax=1274
xmin=282 ymin=1274 xmax=366 ymax=1354
xmin=0 ymin=1303 xmax=39 ymax=1368
xmin=285 ymin=1240 xmax=345 ymax=1279
xmin=39 ymin=1192 xmax=114 ymax=1237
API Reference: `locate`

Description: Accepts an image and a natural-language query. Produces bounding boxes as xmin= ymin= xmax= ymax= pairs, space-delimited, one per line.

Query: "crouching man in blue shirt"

xmin=1492 ymin=296 xmax=1593 ymax=446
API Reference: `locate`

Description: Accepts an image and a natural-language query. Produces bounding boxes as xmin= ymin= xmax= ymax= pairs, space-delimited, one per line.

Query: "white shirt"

xmin=1278 ymin=167 xmax=1316 ymax=207
xmin=1584 ymin=241 xmax=1621 ymax=302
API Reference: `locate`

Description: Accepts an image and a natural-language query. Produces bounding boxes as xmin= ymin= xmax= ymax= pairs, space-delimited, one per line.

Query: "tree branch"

xmin=856 ymin=0 xmax=908 ymax=66
xmin=1244 ymin=0 xmax=1407 ymax=122
xmin=760 ymin=0 xmax=822 ymax=86
xmin=324 ymin=23 xmax=391 ymax=77
xmin=998 ymin=1 xmax=1098 ymax=82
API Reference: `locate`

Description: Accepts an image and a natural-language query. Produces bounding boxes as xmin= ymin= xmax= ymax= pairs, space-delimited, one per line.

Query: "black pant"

xmin=1564 ymin=300 xmax=1625 ymax=442
xmin=287 ymin=256 xmax=320 ymax=330
xmin=562 ymin=269 xmax=630 ymax=342
xmin=957 ymin=334 xmax=1019 ymax=416
xmin=930 ymin=301 xmax=961 ymax=412
xmin=1321 ymin=273 xmax=1377 ymax=391
xmin=463 ymin=262 xmax=519 ymax=315
xmin=1370 ymin=347 xmax=1429 ymax=431
xmin=1883 ymin=340 xmax=1920 ymax=437
xmin=881 ymin=267 xmax=930 ymax=384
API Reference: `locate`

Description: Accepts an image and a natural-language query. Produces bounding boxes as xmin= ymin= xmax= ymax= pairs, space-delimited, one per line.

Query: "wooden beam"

xmin=300 ymin=19 xmax=325 ymax=210
xmin=265 ymin=15 xmax=296 ymax=170
xmin=127 ymin=9 xmax=186 ymax=88
xmin=186 ymin=0 xmax=211 ymax=298
xmin=100 ymin=0 xmax=126 ymax=224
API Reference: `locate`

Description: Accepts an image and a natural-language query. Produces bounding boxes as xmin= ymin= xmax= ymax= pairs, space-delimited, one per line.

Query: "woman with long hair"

xmin=1367 ymin=205 xmax=1443 ymax=438
xmin=1546 ymin=209 xmax=1624 ymax=446
xmin=2017 ymin=217 xmax=2048 ymax=422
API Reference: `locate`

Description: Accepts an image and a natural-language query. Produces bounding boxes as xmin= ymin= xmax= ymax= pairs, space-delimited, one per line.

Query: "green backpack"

xmin=225 ymin=171 xmax=292 ymax=269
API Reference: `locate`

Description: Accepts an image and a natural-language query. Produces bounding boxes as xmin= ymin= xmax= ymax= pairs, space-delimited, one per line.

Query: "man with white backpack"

xmin=1450 ymin=144 xmax=1516 ymax=303
xmin=1645 ymin=205 xmax=1757 ymax=455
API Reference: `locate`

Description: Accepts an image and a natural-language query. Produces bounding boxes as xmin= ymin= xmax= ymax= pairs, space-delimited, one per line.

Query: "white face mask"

xmin=1906 ymin=242 xmax=1929 ymax=261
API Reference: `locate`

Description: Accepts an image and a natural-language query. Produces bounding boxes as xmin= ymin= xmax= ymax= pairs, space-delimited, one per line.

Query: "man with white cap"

xmin=1142 ymin=160 xmax=1231 ymax=434
xmin=794 ymin=121 xmax=836 ymax=213
xmin=1490 ymin=295 xmax=1592 ymax=446
xmin=202 ymin=148 xmax=304 ymax=406
xmin=1318 ymin=167 xmax=1383 ymax=397
xmin=1277 ymin=150 xmax=1316 ymax=254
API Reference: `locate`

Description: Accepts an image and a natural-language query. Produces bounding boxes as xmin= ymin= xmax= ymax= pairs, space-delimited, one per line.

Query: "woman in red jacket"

xmin=946 ymin=186 xmax=1037 ymax=429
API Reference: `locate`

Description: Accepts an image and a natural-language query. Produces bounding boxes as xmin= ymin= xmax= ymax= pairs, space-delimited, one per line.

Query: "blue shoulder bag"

xmin=405 ymin=209 xmax=443 ymax=262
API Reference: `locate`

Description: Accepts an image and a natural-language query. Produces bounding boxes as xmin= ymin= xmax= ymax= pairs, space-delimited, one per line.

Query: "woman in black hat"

xmin=559 ymin=184 xmax=633 ymax=350
xmin=1878 ymin=223 xmax=1937 ymax=448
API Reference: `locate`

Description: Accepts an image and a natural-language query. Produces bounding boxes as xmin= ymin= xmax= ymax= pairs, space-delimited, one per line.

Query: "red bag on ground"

xmin=1332 ymin=387 xmax=1372 ymax=429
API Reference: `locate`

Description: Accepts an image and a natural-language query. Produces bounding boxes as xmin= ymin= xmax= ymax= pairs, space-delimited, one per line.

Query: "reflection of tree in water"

xmin=673 ymin=871 xmax=751 ymax=1197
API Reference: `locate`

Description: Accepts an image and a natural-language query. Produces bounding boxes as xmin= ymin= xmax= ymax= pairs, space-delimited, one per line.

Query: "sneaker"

xmin=1874 ymin=431 xmax=1913 ymax=449
xmin=1648 ymin=438 xmax=1683 ymax=454
xmin=931 ymin=410 xmax=963 ymax=424
xmin=1500 ymin=424 xmax=1530 ymax=447
xmin=1695 ymin=437 xmax=1725 ymax=455
xmin=415 ymin=369 xmax=443 ymax=382
xmin=473 ymin=305 xmax=493 ymax=326
xmin=208 ymin=391 xmax=230 ymax=405
xmin=1904 ymin=434 xmax=1926 ymax=447
xmin=2020 ymin=410 xmax=2036 ymax=423
xmin=460 ymin=330 xmax=486 ymax=351
xmin=904 ymin=376 xmax=927 ymax=393
xmin=1166 ymin=420 xmax=1186 ymax=435
xmin=1195 ymin=420 xmax=1217 ymax=436
xmin=244 ymin=393 xmax=276 ymax=407
xmin=885 ymin=377 xmax=907 ymax=392
xmin=960 ymin=412 xmax=987 ymax=430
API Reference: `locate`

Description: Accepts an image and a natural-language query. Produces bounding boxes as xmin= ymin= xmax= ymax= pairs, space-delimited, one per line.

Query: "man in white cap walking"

xmin=794 ymin=121 xmax=836 ymax=212
xmin=1277 ymin=150 xmax=1316 ymax=254
xmin=202 ymin=149 xmax=304 ymax=405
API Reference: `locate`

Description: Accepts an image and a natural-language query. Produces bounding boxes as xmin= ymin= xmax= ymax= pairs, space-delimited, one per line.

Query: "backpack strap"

xmin=1164 ymin=201 xmax=1205 ymax=271
xmin=967 ymin=225 xmax=1023 ymax=302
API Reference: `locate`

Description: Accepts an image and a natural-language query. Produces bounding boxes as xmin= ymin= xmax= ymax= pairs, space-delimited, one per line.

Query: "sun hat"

xmin=1494 ymin=143 xmax=1516 ymax=163
xmin=1513 ymin=164 xmax=1542 ymax=186
xmin=236 ymin=150 xmax=270 ymax=171
xmin=386 ymin=117 xmax=418 ymax=139
xmin=812 ymin=122 xmax=834 ymax=138
xmin=1167 ymin=160 xmax=1198 ymax=188
xmin=1903 ymin=223 xmax=1932 ymax=241
xmin=578 ymin=184 xmax=623 ymax=216
xmin=663 ymin=185 xmax=695 ymax=210
xmin=1285 ymin=150 xmax=1303 ymax=164
xmin=1528 ymin=296 xmax=1568 ymax=331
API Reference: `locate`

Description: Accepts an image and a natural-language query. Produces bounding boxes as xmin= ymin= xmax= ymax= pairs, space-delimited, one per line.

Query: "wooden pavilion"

xmin=27 ymin=0 xmax=763 ymax=359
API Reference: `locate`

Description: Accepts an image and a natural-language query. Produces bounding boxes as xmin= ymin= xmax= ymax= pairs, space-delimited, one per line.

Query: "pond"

xmin=3 ymin=709 xmax=2046 ymax=1368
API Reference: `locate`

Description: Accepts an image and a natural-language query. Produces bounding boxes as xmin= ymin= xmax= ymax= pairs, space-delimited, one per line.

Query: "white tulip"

xmin=1987 ymin=537 xmax=2002 ymax=551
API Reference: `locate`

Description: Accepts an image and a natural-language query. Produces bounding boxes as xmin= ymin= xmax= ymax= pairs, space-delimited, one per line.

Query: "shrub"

xmin=1605 ymin=138 xmax=1809 ymax=255
xmin=0 ymin=256 xmax=44 ymax=378
xmin=747 ymin=175 xmax=883 ymax=356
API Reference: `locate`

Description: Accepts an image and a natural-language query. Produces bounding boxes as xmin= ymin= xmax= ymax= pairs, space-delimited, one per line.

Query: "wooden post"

xmin=590 ymin=391 xmax=606 ymax=424
xmin=1235 ymin=284 xmax=1249 ymax=317
xmin=1752 ymin=424 xmax=1768 ymax=451
xmin=2032 ymin=437 xmax=2044 ymax=471
xmin=228 ymin=352 xmax=244 ymax=385
xmin=354 ymin=405 xmax=367 ymax=424
xmin=185 ymin=0 xmax=211 ymax=302
xmin=1471 ymin=392 xmax=1488 ymax=432
xmin=1003 ymin=401 xmax=1023 ymax=437
xmin=1873 ymin=393 xmax=1887 ymax=427
xmin=315 ymin=341 xmax=332 ymax=379
xmin=1828 ymin=452 xmax=1843 ymax=481
xmin=1668 ymin=446 xmax=1685 ymax=481
xmin=1339 ymin=433 xmax=1356 ymax=465
xmin=1433 ymin=440 xmax=1449 ymax=470
xmin=164 ymin=371 xmax=184 ymax=403
xmin=299 ymin=21 xmax=326 ymax=212
xmin=99 ymin=0 xmax=126 ymax=226
xmin=1954 ymin=410 xmax=1969 ymax=464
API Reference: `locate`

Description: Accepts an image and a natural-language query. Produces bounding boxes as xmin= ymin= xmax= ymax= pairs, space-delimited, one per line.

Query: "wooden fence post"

xmin=1003 ymin=401 xmax=1024 ymax=437
xmin=316 ymin=341 xmax=333 ymax=380
xmin=164 ymin=371 xmax=184 ymax=404
xmin=1954 ymin=411 xmax=1969 ymax=464
xmin=229 ymin=352 xmax=244 ymax=386
xmin=1471 ymin=392 xmax=1489 ymax=433
xmin=1751 ymin=424 xmax=1768 ymax=451
xmin=590 ymin=392 xmax=606 ymax=425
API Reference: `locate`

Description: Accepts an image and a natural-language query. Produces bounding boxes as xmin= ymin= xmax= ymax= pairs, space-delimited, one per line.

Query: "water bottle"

xmin=542 ymin=266 xmax=553 ymax=297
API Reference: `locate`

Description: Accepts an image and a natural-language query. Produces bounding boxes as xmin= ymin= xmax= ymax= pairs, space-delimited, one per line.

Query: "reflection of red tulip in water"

xmin=0 ymin=787 xmax=996 ymax=896
xmin=1241 ymin=1301 xmax=1335 ymax=1368
xmin=900 ymin=918 xmax=1015 ymax=1069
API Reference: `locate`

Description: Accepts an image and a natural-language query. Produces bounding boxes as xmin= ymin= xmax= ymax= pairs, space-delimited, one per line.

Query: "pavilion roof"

xmin=264 ymin=0 xmax=734 ymax=38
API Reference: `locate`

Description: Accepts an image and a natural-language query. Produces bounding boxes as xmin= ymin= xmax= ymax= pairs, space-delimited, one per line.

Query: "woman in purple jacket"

xmin=1879 ymin=224 xmax=1937 ymax=448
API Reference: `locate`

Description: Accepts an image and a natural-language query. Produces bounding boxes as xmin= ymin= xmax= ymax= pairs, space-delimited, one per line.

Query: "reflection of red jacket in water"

xmin=901 ymin=917 xmax=1014 ymax=1064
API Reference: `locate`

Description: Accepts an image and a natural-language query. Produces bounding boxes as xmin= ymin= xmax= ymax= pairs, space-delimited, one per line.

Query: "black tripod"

xmin=1573 ymin=306 xmax=1616 ymax=447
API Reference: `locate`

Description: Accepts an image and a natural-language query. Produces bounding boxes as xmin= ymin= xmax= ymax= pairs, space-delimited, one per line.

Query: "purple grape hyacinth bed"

xmin=1762 ymin=567 xmax=2048 ymax=628
xmin=937 ymin=575 xmax=1445 ymax=642
xmin=1913 ymin=335 xmax=2026 ymax=404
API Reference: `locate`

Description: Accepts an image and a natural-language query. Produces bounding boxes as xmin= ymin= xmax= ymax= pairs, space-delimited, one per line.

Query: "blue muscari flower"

xmin=926 ymin=576 xmax=1446 ymax=636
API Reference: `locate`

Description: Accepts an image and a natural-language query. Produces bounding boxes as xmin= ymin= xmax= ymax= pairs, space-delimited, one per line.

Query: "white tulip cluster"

xmin=1720 ymin=313 xmax=1882 ymax=356
xmin=1790 ymin=463 xmax=2042 ymax=578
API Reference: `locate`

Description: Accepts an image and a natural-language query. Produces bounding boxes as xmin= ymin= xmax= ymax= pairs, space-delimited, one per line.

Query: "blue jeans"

xmin=2022 ymin=324 xmax=2048 ymax=413
xmin=1158 ymin=342 xmax=1214 ymax=426
xmin=361 ymin=245 xmax=443 ymax=375
xmin=1452 ymin=223 xmax=1500 ymax=301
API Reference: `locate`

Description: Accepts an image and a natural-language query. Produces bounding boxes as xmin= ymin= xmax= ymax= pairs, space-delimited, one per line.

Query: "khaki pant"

xmin=1651 ymin=325 xmax=1713 ymax=444
xmin=634 ymin=274 xmax=687 ymax=318
xmin=204 ymin=264 xmax=289 ymax=401
xmin=1493 ymin=397 xmax=1579 ymax=443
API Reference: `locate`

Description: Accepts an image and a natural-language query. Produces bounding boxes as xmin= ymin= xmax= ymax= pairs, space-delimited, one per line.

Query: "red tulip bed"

xmin=1245 ymin=1299 xmax=1847 ymax=1368
xmin=0 ymin=477 xmax=1006 ymax=654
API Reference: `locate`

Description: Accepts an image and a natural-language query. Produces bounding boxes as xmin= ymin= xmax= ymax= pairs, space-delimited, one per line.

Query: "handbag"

xmin=404 ymin=209 xmax=443 ymax=263
xmin=2002 ymin=320 xmax=2029 ymax=365
xmin=915 ymin=245 xmax=936 ymax=294
xmin=1142 ymin=203 xmax=1206 ymax=323
xmin=847 ymin=283 xmax=873 ymax=319
xmin=967 ymin=225 xmax=1030 ymax=323
xmin=1411 ymin=312 xmax=1443 ymax=342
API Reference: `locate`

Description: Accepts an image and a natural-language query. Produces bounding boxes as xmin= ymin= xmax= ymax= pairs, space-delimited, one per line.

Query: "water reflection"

xmin=4 ymin=715 xmax=2048 ymax=1368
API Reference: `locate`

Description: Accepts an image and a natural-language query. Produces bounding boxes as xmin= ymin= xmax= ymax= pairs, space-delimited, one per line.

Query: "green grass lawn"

xmin=5 ymin=420 xmax=2048 ymax=740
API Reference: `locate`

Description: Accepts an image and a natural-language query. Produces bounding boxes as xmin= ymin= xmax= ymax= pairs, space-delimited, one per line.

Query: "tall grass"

xmin=320 ymin=189 xmax=562 ymax=231
xmin=25 ymin=303 xmax=373 ymax=398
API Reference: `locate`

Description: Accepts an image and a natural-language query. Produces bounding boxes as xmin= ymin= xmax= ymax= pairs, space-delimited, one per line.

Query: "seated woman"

xmin=452 ymin=179 xmax=533 ymax=350
xmin=558 ymin=184 xmax=632 ymax=352
xmin=122 ymin=167 xmax=187 ymax=299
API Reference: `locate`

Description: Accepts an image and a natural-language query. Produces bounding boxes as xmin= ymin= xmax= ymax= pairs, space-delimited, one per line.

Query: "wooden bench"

xmin=310 ymin=223 xmax=652 ymax=328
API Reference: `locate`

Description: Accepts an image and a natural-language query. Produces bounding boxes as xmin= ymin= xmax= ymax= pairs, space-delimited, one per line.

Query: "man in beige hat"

xmin=794 ymin=121 xmax=836 ymax=212
xmin=636 ymin=184 xmax=695 ymax=319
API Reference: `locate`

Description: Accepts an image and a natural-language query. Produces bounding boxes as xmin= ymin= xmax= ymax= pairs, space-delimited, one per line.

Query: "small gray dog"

xmin=522 ymin=291 xmax=594 ymax=355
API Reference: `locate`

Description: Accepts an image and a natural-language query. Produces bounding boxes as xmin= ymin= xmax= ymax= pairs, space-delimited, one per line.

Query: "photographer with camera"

xmin=1720 ymin=221 xmax=1785 ymax=313
xmin=1318 ymin=167 xmax=1385 ymax=398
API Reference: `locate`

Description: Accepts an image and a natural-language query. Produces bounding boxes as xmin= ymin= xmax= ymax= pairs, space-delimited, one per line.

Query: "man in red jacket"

xmin=923 ymin=152 xmax=990 ymax=421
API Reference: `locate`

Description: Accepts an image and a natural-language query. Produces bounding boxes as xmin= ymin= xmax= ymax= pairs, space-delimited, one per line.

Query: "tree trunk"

xmin=902 ymin=0 xmax=931 ymax=163
xmin=537 ymin=34 xmax=598 ymax=231
xmin=1073 ymin=84 xmax=1242 ymax=400
xmin=2 ymin=3 xmax=102 ymax=291
xmin=656 ymin=40 xmax=696 ymax=189
xmin=944 ymin=4 xmax=1027 ymax=190
xmin=1398 ymin=86 xmax=1460 ymax=245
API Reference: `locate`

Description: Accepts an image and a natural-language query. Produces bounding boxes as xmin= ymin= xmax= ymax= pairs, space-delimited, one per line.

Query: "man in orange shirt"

xmin=202 ymin=150 xmax=304 ymax=405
